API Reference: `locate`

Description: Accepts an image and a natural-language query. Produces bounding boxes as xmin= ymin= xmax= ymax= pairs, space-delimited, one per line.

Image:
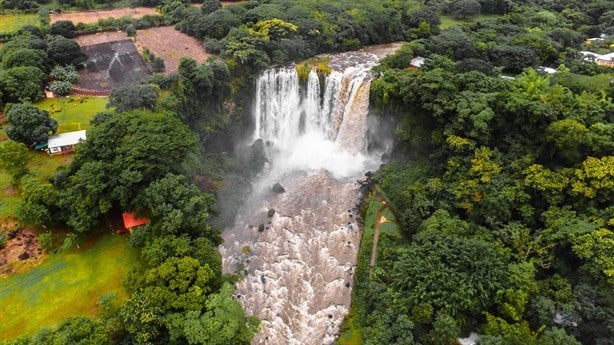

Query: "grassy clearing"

xmin=0 ymin=234 xmax=138 ymax=341
xmin=0 ymin=147 xmax=72 ymax=219
xmin=0 ymin=171 xmax=19 ymax=219
xmin=0 ymin=13 xmax=40 ymax=34
xmin=440 ymin=14 xmax=499 ymax=29
xmin=36 ymin=96 xmax=108 ymax=133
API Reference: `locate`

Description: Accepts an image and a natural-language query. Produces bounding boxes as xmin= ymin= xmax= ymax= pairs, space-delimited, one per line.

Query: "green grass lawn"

xmin=0 ymin=148 xmax=73 ymax=219
xmin=36 ymin=96 xmax=108 ymax=133
xmin=0 ymin=171 xmax=19 ymax=219
xmin=0 ymin=234 xmax=138 ymax=341
xmin=440 ymin=14 xmax=499 ymax=29
xmin=0 ymin=13 xmax=40 ymax=34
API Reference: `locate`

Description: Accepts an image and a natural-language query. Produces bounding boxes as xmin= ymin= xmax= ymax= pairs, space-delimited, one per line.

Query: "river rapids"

xmin=220 ymin=43 xmax=401 ymax=345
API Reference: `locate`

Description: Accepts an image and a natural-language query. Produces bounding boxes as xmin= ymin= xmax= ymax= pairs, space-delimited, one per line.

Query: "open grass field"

xmin=0 ymin=14 xmax=39 ymax=34
xmin=0 ymin=234 xmax=138 ymax=341
xmin=0 ymin=152 xmax=71 ymax=219
xmin=36 ymin=96 xmax=108 ymax=133
xmin=440 ymin=14 xmax=499 ymax=29
xmin=0 ymin=171 xmax=19 ymax=219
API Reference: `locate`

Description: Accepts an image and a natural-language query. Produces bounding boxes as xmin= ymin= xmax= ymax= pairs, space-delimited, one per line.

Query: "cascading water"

xmin=220 ymin=43 xmax=401 ymax=345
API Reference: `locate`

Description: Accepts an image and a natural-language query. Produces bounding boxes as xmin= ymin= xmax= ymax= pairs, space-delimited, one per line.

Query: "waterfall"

xmin=251 ymin=64 xmax=374 ymax=180
xmin=221 ymin=43 xmax=401 ymax=345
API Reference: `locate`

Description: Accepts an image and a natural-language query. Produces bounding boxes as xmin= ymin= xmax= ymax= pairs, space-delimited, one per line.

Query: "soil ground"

xmin=0 ymin=219 xmax=43 ymax=277
xmin=50 ymin=7 xmax=158 ymax=24
xmin=134 ymin=26 xmax=212 ymax=75
xmin=74 ymin=30 xmax=128 ymax=46
xmin=76 ymin=26 xmax=212 ymax=79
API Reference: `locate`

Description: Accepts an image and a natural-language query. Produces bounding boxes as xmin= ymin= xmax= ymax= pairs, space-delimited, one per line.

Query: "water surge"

xmin=220 ymin=44 xmax=401 ymax=345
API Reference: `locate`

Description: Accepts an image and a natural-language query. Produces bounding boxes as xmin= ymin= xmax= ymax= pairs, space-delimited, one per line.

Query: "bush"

xmin=316 ymin=63 xmax=331 ymax=76
xmin=37 ymin=232 xmax=53 ymax=251
xmin=152 ymin=56 xmax=165 ymax=73
xmin=49 ymin=20 xmax=77 ymax=38
xmin=295 ymin=63 xmax=311 ymax=83
xmin=50 ymin=65 xmax=78 ymax=83
xmin=124 ymin=24 xmax=136 ymax=37
xmin=0 ymin=233 xmax=6 ymax=249
xmin=450 ymin=0 xmax=481 ymax=20
xmin=50 ymin=80 xmax=73 ymax=96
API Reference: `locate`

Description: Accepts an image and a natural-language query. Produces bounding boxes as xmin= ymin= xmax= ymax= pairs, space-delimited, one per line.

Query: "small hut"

xmin=121 ymin=212 xmax=150 ymax=234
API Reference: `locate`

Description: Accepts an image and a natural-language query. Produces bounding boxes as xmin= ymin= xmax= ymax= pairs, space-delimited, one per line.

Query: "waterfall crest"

xmin=252 ymin=64 xmax=375 ymax=179
xmin=221 ymin=43 xmax=401 ymax=345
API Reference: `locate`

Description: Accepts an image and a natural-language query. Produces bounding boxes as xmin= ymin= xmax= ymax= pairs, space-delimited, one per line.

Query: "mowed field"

xmin=49 ymin=7 xmax=158 ymax=24
xmin=0 ymin=235 xmax=138 ymax=341
xmin=37 ymin=96 xmax=108 ymax=133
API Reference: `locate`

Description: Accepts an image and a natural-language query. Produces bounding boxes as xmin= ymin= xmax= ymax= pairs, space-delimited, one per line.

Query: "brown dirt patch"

xmin=75 ymin=31 xmax=128 ymax=46
xmin=0 ymin=224 xmax=43 ymax=276
xmin=134 ymin=26 xmax=213 ymax=75
xmin=50 ymin=7 xmax=158 ymax=25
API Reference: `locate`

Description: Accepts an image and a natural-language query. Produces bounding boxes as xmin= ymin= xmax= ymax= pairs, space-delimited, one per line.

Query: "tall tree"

xmin=5 ymin=103 xmax=58 ymax=147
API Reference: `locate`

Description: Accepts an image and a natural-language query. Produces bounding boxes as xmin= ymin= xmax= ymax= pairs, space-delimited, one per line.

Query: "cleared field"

xmin=74 ymin=30 xmax=127 ymax=46
xmin=440 ymin=14 xmax=499 ymax=29
xmin=135 ymin=26 xmax=212 ymax=74
xmin=0 ymin=234 xmax=138 ymax=341
xmin=37 ymin=96 xmax=108 ymax=133
xmin=0 ymin=14 xmax=39 ymax=34
xmin=50 ymin=7 xmax=158 ymax=24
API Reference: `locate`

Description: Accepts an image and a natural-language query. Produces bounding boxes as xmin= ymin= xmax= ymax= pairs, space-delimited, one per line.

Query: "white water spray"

xmin=221 ymin=44 xmax=401 ymax=345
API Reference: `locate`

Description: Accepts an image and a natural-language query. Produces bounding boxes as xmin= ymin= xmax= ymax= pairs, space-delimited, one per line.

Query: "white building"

xmin=410 ymin=56 xmax=426 ymax=68
xmin=579 ymin=51 xmax=614 ymax=67
xmin=47 ymin=130 xmax=86 ymax=155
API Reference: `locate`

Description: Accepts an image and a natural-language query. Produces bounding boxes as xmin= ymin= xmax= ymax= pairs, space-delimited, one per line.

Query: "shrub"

xmin=295 ymin=63 xmax=311 ymax=83
xmin=316 ymin=63 xmax=331 ymax=76
xmin=37 ymin=232 xmax=53 ymax=251
xmin=152 ymin=56 xmax=165 ymax=73
xmin=124 ymin=24 xmax=136 ymax=37
xmin=50 ymin=80 xmax=73 ymax=96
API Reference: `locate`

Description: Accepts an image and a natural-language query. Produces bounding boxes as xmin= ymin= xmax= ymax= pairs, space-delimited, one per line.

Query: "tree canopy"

xmin=5 ymin=103 xmax=58 ymax=147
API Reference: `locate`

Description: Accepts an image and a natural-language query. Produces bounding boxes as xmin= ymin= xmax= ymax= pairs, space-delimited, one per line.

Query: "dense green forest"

xmin=1 ymin=0 xmax=613 ymax=344
xmin=358 ymin=1 xmax=613 ymax=344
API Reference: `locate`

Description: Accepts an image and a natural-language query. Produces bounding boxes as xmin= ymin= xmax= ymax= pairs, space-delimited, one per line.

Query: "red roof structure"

xmin=121 ymin=212 xmax=150 ymax=233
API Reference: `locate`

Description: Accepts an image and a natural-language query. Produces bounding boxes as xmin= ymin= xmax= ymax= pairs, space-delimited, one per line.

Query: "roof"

xmin=122 ymin=212 xmax=150 ymax=230
xmin=410 ymin=56 xmax=426 ymax=68
xmin=47 ymin=130 xmax=86 ymax=148
xmin=34 ymin=142 xmax=48 ymax=150
xmin=537 ymin=66 xmax=557 ymax=74
xmin=597 ymin=52 xmax=614 ymax=60
xmin=579 ymin=51 xmax=600 ymax=58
